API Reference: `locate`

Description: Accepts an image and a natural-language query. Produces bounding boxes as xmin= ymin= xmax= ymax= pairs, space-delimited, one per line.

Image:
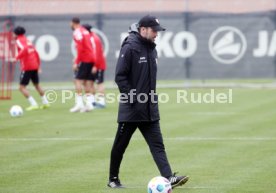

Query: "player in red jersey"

xmin=70 ymin=17 xmax=97 ymax=113
xmin=82 ymin=24 xmax=107 ymax=108
xmin=13 ymin=26 xmax=49 ymax=111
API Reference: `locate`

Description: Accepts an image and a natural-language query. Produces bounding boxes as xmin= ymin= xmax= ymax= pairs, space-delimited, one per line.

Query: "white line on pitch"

xmin=165 ymin=137 xmax=276 ymax=141
xmin=119 ymin=186 xmax=215 ymax=189
xmin=0 ymin=137 xmax=275 ymax=141
xmin=188 ymin=112 xmax=242 ymax=115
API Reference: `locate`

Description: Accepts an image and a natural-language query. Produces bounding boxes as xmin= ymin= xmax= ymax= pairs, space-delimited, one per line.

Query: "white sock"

xmin=98 ymin=95 xmax=105 ymax=106
xmin=89 ymin=94 xmax=95 ymax=104
xmin=76 ymin=94 xmax=84 ymax=107
xmin=86 ymin=94 xmax=95 ymax=106
xmin=28 ymin=96 xmax=38 ymax=106
xmin=41 ymin=95 xmax=49 ymax=105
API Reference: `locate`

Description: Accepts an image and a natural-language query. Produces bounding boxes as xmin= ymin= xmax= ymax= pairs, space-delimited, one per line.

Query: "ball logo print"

xmin=9 ymin=105 xmax=24 ymax=117
xmin=209 ymin=26 xmax=247 ymax=64
xmin=148 ymin=176 xmax=172 ymax=193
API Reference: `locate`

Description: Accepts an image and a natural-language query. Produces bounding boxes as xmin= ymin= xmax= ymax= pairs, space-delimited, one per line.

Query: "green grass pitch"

xmin=0 ymin=87 xmax=276 ymax=193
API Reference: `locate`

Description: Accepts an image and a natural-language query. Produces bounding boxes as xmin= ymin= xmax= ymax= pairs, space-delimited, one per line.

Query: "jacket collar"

xmin=135 ymin=32 xmax=156 ymax=49
xmin=125 ymin=32 xmax=156 ymax=49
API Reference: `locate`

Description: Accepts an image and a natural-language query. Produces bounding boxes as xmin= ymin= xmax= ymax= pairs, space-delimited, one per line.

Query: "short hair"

xmin=13 ymin=26 xmax=26 ymax=35
xmin=72 ymin=17 xmax=80 ymax=24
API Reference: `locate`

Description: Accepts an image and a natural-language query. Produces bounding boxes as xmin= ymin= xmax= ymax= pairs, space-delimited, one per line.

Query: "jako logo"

xmin=209 ymin=26 xmax=247 ymax=64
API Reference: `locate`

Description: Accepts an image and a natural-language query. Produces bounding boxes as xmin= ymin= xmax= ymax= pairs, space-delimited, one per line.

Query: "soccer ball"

xmin=9 ymin=105 xmax=23 ymax=117
xmin=148 ymin=176 xmax=172 ymax=193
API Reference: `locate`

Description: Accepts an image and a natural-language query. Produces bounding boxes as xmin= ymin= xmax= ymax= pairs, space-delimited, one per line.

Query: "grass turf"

xmin=0 ymin=87 xmax=276 ymax=193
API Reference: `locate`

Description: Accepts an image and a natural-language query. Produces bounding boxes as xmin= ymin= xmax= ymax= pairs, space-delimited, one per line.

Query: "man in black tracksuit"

xmin=108 ymin=15 xmax=189 ymax=189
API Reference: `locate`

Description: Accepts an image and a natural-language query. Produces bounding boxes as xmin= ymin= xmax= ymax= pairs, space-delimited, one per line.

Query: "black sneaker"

xmin=169 ymin=172 xmax=189 ymax=189
xmin=107 ymin=177 xmax=125 ymax=188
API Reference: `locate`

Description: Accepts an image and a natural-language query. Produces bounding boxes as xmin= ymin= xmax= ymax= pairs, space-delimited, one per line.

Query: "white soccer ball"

xmin=148 ymin=176 xmax=172 ymax=193
xmin=9 ymin=105 xmax=23 ymax=117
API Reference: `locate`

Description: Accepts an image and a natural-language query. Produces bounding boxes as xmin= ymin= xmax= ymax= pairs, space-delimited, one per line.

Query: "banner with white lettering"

xmin=1 ymin=12 xmax=275 ymax=81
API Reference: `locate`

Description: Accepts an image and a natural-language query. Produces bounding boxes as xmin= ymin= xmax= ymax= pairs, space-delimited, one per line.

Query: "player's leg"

xmin=19 ymin=85 xmax=29 ymax=98
xmin=82 ymin=80 xmax=95 ymax=112
xmin=70 ymin=63 xmax=85 ymax=112
xmin=75 ymin=79 xmax=83 ymax=95
xmin=95 ymin=70 xmax=106 ymax=108
xmin=70 ymin=78 xmax=85 ymax=112
xmin=19 ymin=71 xmax=39 ymax=111
xmin=80 ymin=63 xmax=96 ymax=112
xmin=139 ymin=121 xmax=189 ymax=188
xmin=108 ymin=122 xmax=137 ymax=188
xmin=89 ymin=63 xmax=96 ymax=107
xmin=31 ymin=70 xmax=50 ymax=109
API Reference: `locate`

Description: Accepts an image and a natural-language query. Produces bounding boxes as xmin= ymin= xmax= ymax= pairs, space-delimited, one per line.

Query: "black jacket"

xmin=115 ymin=31 xmax=160 ymax=122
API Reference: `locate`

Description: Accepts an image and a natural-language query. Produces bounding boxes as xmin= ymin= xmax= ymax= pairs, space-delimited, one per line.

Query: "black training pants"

xmin=109 ymin=121 xmax=172 ymax=179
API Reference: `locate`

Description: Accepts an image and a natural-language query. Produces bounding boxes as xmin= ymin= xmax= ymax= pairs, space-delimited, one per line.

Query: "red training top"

xmin=73 ymin=26 xmax=95 ymax=65
xmin=90 ymin=32 xmax=107 ymax=70
xmin=15 ymin=35 xmax=40 ymax=71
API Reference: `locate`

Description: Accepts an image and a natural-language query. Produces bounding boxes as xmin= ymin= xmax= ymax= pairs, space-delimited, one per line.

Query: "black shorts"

xmin=20 ymin=70 xmax=39 ymax=86
xmin=75 ymin=62 xmax=95 ymax=81
xmin=95 ymin=70 xmax=105 ymax=84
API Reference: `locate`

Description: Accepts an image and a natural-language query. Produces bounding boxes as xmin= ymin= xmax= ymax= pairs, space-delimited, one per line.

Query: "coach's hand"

xmin=38 ymin=68 xmax=42 ymax=74
xmin=92 ymin=66 xmax=97 ymax=74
